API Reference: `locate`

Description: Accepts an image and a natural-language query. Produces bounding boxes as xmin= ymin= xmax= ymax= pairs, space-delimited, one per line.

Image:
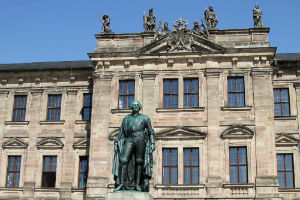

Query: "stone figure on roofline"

xmin=112 ymin=101 xmax=155 ymax=192
xmin=100 ymin=14 xmax=112 ymax=34
xmin=154 ymin=20 xmax=170 ymax=41
xmin=204 ymin=6 xmax=218 ymax=29
xmin=253 ymin=5 xmax=263 ymax=28
xmin=192 ymin=20 xmax=209 ymax=38
xmin=143 ymin=8 xmax=156 ymax=32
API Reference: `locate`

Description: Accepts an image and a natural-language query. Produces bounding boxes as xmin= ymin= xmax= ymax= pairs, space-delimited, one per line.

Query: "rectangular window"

xmin=164 ymin=79 xmax=178 ymax=108
xmin=119 ymin=80 xmax=135 ymax=109
xmin=42 ymin=156 xmax=57 ymax=188
xmin=82 ymin=94 xmax=92 ymax=121
xmin=274 ymin=88 xmax=290 ymax=116
xmin=184 ymin=148 xmax=199 ymax=184
xmin=228 ymin=77 xmax=245 ymax=107
xmin=7 ymin=156 xmax=21 ymax=187
xmin=230 ymin=147 xmax=247 ymax=183
xmin=162 ymin=148 xmax=178 ymax=184
xmin=184 ymin=79 xmax=199 ymax=108
xmin=79 ymin=156 xmax=89 ymax=189
xmin=13 ymin=95 xmax=27 ymax=121
xmin=47 ymin=95 xmax=62 ymax=121
xmin=277 ymin=154 xmax=294 ymax=188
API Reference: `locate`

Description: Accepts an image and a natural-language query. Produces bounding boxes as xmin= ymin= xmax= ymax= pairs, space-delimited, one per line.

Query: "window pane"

xmin=277 ymin=154 xmax=284 ymax=170
xmin=228 ymin=93 xmax=236 ymax=107
xmin=230 ymin=148 xmax=237 ymax=164
xmin=119 ymin=96 xmax=126 ymax=109
xmin=184 ymin=80 xmax=190 ymax=93
xmin=184 ymin=149 xmax=191 ymax=165
xmin=83 ymin=108 xmax=91 ymax=120
xmin=14 ymin=173 xmax=20 ymax=187
xmin=119 ymin=81 xmax=127 ymax=95
xmin=192 ymin=79 xmax=198 ymax=92
xmin=163 ymin=149 xmax=170 ymax=165
xmin=164 ymin=80 xmax=170 ymax=93
xmin=228 ymin=78 xmax=235 ymax=92
xmin=163 ymin=167 xmax=169 ymax=184
xmin=47 ymin=109 xmax=54 ymax=120
xmin=7 ymin=173 xmax=14 ymax=187
xmin=278 ymin=172 xmax=285 ymax=188
xmin=171 ymin=167 xmax=178 ymax=184
xmin=128 ymin=95 xmax=134 ymax=107
xmin=171 ymin=80 xmax=178 ymax=94
xmin=236 ymin=93 xmax=245 ymax=107
xmin=56 ymin=95 xmax=62 ymax=107
xmin=184 ymin=167 xmax=191 ymax=184
xmin=171 ymin=149 xmax=177 ymax=165
xmin=239 ymin=148 xmax=247 ymax=164
xmin=44 ymin=157 xmax=51 ymax=171
xmin=192 ymin=149 xmax=199 ymax=165
xmin=236 ymin=78 xmax=244 ymax=92
xmin=286 ymin=172 xmax=294 ymax=188
xmin=230 ymin=166 xmax=238 ymax=183
xmin=16 ymin=157 xmax=21 ymax=171
xmin=239 ymin=166 xmax=247 ymax=183
xmin=281 ymin=89 xmax=289 ymax=101
xmin=164 ymin=95 xmax=170 ymax=108
xmin=282 ymin=103 xmax=290 ymax=116
xmin=285 ymin=155 xmax=293 ymax=170
xmin=192 ymin=94 xmax=199 ymax=107
xmin=42 ymin=172 xmax=56 ymax=188
xmin=184 ymin=94 xmax=190 ymax=107
xmin=79 ymin=173 xmax=88 ymax=188
xmin=274 ymin=104 xmax=281 ymax=116
xmin=171 ymin=95 xmax=178 ymax=108
xmin=274 ymin=89 xmax=280 ymax=102
xmin=51 ymin=157 xmax=57 ymax=171
xmin=80 ymin=158 xmax=88 ymax=172
xmin=48 ymin=96 xmax=55 ymax=107
xmin=54 ymin=109 xmax=61 ymax=120
xmin=83 ymin=94 xmax=92 ymax=106
xmin=192 ymin=167 xmax=199 ymax=184
xmin=8 ymin=157 xmax=15 ymax=170
xmin=128 ymin=81 xmax=135 ymax=94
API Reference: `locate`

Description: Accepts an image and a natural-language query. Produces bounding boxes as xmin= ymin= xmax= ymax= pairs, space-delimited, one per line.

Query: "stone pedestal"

xmin=105 ymin=192 xmax=154 ymax=200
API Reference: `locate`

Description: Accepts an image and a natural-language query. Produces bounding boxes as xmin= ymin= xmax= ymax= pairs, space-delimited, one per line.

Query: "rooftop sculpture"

xmin=100 ymin=14 xmax=112 ymax=34
xmin=143 ymin=8 xmax=156 ymax=32
xmin=204 ymin=6 xmax=218 ymax=29
xmin=253 ymin=5 xmax=263 ymax=28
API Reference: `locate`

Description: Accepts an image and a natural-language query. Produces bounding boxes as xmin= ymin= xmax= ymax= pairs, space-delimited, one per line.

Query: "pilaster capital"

xmin=31 ymin=89 xmax=43 ymax=96
xmin=204 ymin=69 xmax=222 ymax=78
xmin=142 ymin=72 xmax=156 ymax=80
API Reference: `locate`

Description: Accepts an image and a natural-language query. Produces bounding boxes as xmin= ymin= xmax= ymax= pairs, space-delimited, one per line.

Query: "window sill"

xmin=274 ymin=116 xmax=297 ymax=120
xmin=111 ymin=109 xmax=131 ymax=114
xmin=0 ymin=187 xmax=23 ymax=191
xmin=223 ymin=183 xmax=254 ymax=188
xmin=278 ymin=188 xmax=300 ymax=192
xmin=5 ymin=121 xmax=29 ymax=125
xmin=75 ymin=120 xmax=90 ymax=124
xmin=155 ymin=184 xmax=205 ymax=189
xmin=71 ymin=188 xmax=86 ymax=192
xmin=221 ymin=106 xmax=252 ymax=111
xmin=40 ymin=120 xmax=65 ymax=125
xmin=156 ymin=107 xmax=205 ymax=113
xmin=34 ymin=188 xmax=59 ymax=192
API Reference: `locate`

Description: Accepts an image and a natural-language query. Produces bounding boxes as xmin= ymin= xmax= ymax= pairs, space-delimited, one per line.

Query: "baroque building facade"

xmin=0 ymin=14 xmax=300 ymax=200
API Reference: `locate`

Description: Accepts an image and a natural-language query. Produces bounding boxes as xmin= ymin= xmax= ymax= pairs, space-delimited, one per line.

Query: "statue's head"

xmin=209 ymin=6 xmax=213 ymax=11
xmin=149 ymin=8 xmax=153 ymax=14
xmin=255 ymin=5 xmax=259 ymax=9
xmin=129 ymin=101 xmax=142 ymax=113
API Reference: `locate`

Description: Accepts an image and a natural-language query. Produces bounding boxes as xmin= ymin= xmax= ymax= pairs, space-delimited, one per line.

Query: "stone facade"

xmin=0 ymin=23 xmax=299 ymax=200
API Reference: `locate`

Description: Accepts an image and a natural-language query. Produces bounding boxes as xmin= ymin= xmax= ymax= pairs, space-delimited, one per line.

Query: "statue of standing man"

xmin=112 ymin=101 xmax=155 ymax=192
xmin=100 ymin=14 xmax=112 ymax=34
xmin=204 ymin=6 xmax=218 ymax=29
xmin=253 ymin=5 xmax=263 ymax=28
xmin=143 ymin=8 xmax=156 ymax=32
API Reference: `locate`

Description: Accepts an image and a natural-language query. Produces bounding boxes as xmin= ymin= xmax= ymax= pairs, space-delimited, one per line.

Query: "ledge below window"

xmin=278 ymin=188 xmax=300 ymax=192
xmin=40 ymin=120 xmax=65 ymax=125
xmin=111 ymin=109 xmax=131 ymax=114
xmin=156 ymin=107 xmax=205 ymax=113
xmin=223 ymin=183 xmax=254 ymax=188
xmin=0 ymin=187 xmax=23 ymax=191
xmin=5 ymin=121 xmax=29 ymax=125
xmin=155 ymin=184 xmax=205 ymax=189
xmin=75 ymin=120 xmax=90 ymax=124
xmin=274 ymin=116 xmax=297 ymax=120
xmin=221 ymin=106 xmax=252 ymax=111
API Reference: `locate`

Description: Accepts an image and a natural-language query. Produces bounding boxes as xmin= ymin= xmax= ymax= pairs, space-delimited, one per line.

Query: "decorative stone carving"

xmin=275 ymin=133 xmax=299 ymax=147
xmin=253 ymin=5 xmax=263 ymax=28
xmin=36 ymin=137 xmax=64 ymax=150
xmin=100 ymin=14 xmax=112 ymax=34
xmin=154 ymin=20 xmax=170 ymax=41
xmin=221 ymin=125 xmax=255 ymax=139
xmin=192 ymin=19 xmax=209 ymax=39
xmin=73 ymin=137 xmax=88 ymax=149
xmin=204 ymin=6 xmax=218 ymax=29
xmin=2 ymin=138 xmax=28 ymax=149
xmin=143 ymin=8 xmax=156 ymax=32
xmin=156 ymin=126 xmax=207 ymax=140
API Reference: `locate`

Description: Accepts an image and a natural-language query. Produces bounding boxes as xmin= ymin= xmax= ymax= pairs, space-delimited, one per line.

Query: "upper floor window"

xmin=119 ymin=80 xmax=135 ymax=109
xmin=184 ymin=148 xmax=199 ymax=184
xmin=83 ymin=94 xmax=92 ymax=121
xmin=162 ymin=148 xmax=178 ymax=184
xmin=13 ymin=95 xmax=27 ymax=121
xmin=277 ymin=154 xmax=294 ymax=188
xmin=47 ymin=95 xmax=62 ymax=121
xmin=230 ymin=147 xmax=247 ymax=184
xmin=184 ymin=79 xmax=199 ymax=108
xmin=7 ymin=156 xmax=21 ymax=187
xmin=79 ymin=156 xmax=89 ymax=189
xmin=228 ymin=77 xmax=245 ymax=107
xmin=42 ymin=156 xmax=57 ymax=188
xmin=274 ymin=88 xmax=290 ymax=116
xmin=164 ymin=79 xmax=178 ymax=108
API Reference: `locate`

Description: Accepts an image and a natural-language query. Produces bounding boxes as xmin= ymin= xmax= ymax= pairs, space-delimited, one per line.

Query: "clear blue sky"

xmin=1 ymin=0 xmax=299 ymax=64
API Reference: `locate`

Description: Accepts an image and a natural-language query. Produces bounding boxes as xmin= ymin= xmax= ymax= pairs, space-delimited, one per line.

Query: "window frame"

xmin=82 ymin=93 xmax=92 ymax=121
xmin=6 ymin=156 xmax=22 ymax=188
xmin=118 ymin=80 xmax=135 ymax=109
xmin=227 ymin=77 xmax=245 ymax=107
xmin=12 ymin=95 xmax=27 ymax=122
xmin=273 ymin=88 xmax=290 ymax=117
xmin=162 ymin=148 xmax=178 ymax=184
xmin=78 ymin=156 xmax=89 ymax=189
xmin=183 ymin=148 xmax=199 ymax=184
xmin=47 ymin=94 xmax=62 ymax=121
xmin=42 ymin=156 xmax=57 ymax=188
xmin=229 ymin=146 xmax=248 ymax=184
xmin=277 ymin=153 xmax=295 ymax=188
xmin=163 ymin=79 xmax=178 ymax=109
xmin=184 ymin=78 xmax=199 ymax=108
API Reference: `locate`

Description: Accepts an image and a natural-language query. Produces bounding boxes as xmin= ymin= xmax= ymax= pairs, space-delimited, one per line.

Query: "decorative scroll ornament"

xmin=166 ymin=18 xmax=194 ymax=51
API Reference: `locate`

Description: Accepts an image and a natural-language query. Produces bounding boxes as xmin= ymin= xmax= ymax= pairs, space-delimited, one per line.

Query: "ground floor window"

xmin=7 ymin=156 xmax=21 ymax=187
xmin=277 ymin=154 xmax=294 ymax=188
xmin=230 ymin=147 xmax=248 ymax=183
xmin=162 ymin=148 xmax=178 ymax=184
xmin=42 ymin=156 xmax=57 ymax=188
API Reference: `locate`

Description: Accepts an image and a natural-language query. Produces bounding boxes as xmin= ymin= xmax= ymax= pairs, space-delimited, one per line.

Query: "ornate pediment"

xmin=36 ymin=137 xmax=64 ymax=150
xmin=73 ymin=137 xmax=89 ymax=149
xmin=221 ymin=125 xmax=255 ymax=139
xmin=156 ymin=126 xmax=206 ymax=140
xmin=2 ymin=138 xmax=28 ymax=149
xmin=276 ymin=133 xmax=299 ymax=147
xmin=137 ymin=18 xmax=225 ymax=54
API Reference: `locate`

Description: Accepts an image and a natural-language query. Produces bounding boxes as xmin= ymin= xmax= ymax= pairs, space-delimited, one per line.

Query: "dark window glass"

xmin=274 ymin=88 xmax=290 ymax=116
xmin=184 ymin=79 xmax=199 ymax=108
xmin=119 ymin=80 xmax=135 ymax=109
xmin=42 ymin=156 xmax=57 ymax=188
xmin=83 ymin=94 xmax=92 ymax=121
xmin=7 ymin=156 xmax=21 ymax=187
xmin=228 ymin=77 xmax=245 ymax=107
xmin=79 ymin=156 xmax=89 ymax=189
xmin=230 ymin=147 xmax=247 ymax=183
xmin=277 ymin=154 xmax=294 ymax=188
xmin=184 ymin=148 xmax=199 ymax=184
xmin=162 ymin=148 xmax=178 ymax=184
xmin=164 ymin=79 xmax=178 ymax=108
xmin=13 ymin=95 xmax=27 ymax=121
xmin=47 ymin=95 xmax=62 ymax=121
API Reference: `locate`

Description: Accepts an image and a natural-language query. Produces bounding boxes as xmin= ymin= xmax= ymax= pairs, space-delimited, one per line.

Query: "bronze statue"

xmin=112 ymin=101 xmax=155 ymax=192
xmin=204 ymin=6 xmax=218 ymax=29
xmin=143 ymin=8 xmax=156 ymax=32
xmin=253 ymin=5 xmax=263 ymax=28
xmin=100 ymin=14 xmax=112 ymax=34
